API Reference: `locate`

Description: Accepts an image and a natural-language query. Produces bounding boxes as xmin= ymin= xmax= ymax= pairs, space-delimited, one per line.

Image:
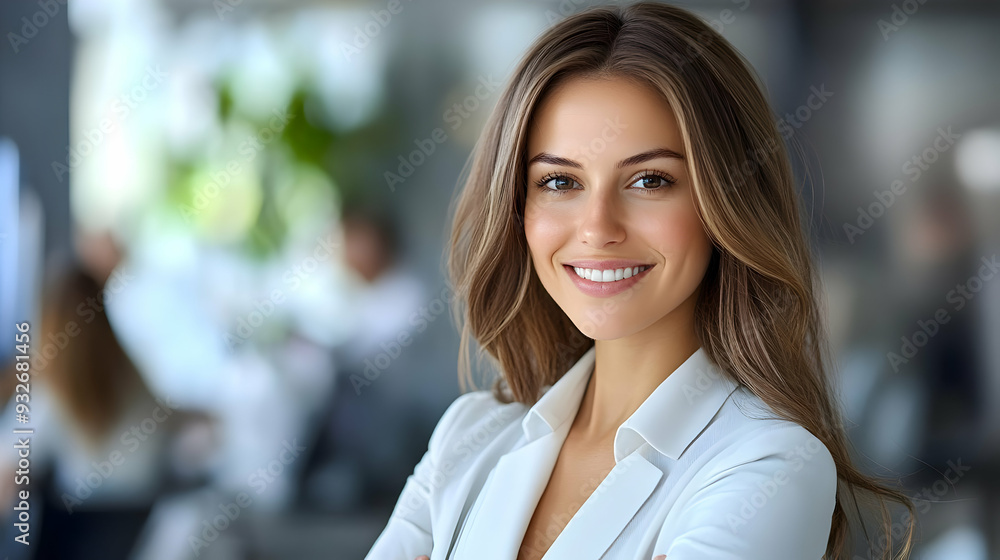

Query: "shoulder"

xmin=689 ymin=387 xmax=838 ymax=526
xmin=426 ymin=390 xmax=526 ymax=462
xmin=662 ymin=388 xmax=838 ymax=558
xmin=700 ymin=387 xmax=837 ymax=484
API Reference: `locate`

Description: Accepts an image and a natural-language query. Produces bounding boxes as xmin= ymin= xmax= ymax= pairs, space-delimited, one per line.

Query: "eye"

xmin=534 ymin=173 xmax=580 ymax=194
xmin=629 ymin=170 xmax=677 ymax=192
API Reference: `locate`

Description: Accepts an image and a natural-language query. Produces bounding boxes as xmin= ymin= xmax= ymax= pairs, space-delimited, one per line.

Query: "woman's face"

xmin=524 ymin=76 xmax=714 ymax=340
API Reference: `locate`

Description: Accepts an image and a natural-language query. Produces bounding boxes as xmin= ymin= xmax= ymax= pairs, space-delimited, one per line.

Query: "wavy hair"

xmin=446 ymin=2 xmax=916 ymax=558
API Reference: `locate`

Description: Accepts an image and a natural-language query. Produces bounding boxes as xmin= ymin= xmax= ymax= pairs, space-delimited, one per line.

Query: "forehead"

xmin=526 ymin=76 xmax=685 ymax=159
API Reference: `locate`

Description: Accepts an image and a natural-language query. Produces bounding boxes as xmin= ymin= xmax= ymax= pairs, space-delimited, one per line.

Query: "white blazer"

xmin=366 ymin=345 xmax=837 ymax=559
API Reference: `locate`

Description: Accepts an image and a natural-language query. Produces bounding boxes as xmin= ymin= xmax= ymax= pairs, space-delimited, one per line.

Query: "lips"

xmin=562 ymin=263 xmax=654 ymax=298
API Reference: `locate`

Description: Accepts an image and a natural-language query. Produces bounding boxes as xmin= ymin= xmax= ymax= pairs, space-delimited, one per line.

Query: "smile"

xmin=562 ymin=264 xmax=654 ymax=298
xmin=571 ymin=265 xmax=652 ymax=283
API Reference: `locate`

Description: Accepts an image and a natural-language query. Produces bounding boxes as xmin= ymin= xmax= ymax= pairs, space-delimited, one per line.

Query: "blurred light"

xmin=297 ymin=8 xmax=387 ymax=131
xmin=162 ymin=59 xmax=220 ymax=159
xmin=274 ymin=161 xmax=339 ymax=243
xmin=183 ymin=121 xmax=266 ymax=244
xmin=228 ymin=21 xmax=296 ymax=123
xmin=921 ymin=525 xmax=988 ymax=560
xmin=70 ymin=0 xmax=170 ymax=235
xmin=955 ymin=127 xmax=1000 ymax=193
xmin=464 ymin=5 xmax=546 ymax=80
xmin=0 ymin=138 xmax=19 ymax=359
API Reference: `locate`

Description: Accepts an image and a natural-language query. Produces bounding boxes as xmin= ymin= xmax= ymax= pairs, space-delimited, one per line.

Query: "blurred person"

xmin=337 ymin=202 xmax=425 ymax=363
xmin=298 ymin=202 xmax=426 ymax=513
xmin=895 ymin=184 xmax=985 ymax=465
xmin=834 ymin=177 xmax=989 ymax=557
xmin=100 ymin=222 xmax=310 ymax=512
xmin=368 ymin=4 xmax=918 ymax=560
xmin=0 ymin=233 xmax=216 ymax=560
xmin=885 ymin=180 xmax=989 ymax=557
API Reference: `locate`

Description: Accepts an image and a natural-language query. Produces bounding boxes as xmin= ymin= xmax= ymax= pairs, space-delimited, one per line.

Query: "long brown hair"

xmin=446 ymin=2 xmax=915 ymax=558
xmin=35 ymin=266 xmax=154 ymax=447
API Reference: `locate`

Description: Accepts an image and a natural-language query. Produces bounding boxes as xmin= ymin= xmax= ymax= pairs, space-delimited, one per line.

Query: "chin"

xmin=565 ymin=307 xmax=647 ymax=341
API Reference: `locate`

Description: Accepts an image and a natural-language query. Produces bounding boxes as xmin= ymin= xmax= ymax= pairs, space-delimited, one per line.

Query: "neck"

xmin=571 ymin=296 xmax=702 ymax=442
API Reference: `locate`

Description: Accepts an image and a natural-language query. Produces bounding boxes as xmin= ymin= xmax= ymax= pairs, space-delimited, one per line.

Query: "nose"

xmin=577 ymin=187 xmax=626 ymax=247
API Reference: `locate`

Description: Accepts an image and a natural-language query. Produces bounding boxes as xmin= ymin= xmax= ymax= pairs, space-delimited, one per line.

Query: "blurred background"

xmin=0 ymin=0 xmax=997 ymax=558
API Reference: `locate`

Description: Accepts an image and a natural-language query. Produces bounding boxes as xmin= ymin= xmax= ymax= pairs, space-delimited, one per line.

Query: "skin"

xmin=416 ymin=75 xmax=708 ymax=560
xmin=522 ymin=75 xmax=712 ymax=560
xmin=523 ymin=75 xmax=713 ymax=443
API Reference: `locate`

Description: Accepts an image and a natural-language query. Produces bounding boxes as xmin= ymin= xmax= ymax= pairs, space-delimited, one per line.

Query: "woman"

xmin=368 ymin=3 xmax=915 ymax=559
xmin=0 ymin=264 xmax=175 ymax=560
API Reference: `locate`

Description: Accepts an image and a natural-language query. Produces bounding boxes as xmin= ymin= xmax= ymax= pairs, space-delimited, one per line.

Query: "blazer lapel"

xmin=543 ymin=452 xmax=663 ymax=559
xmin=454 ymin=424 xmax=569 ymax=559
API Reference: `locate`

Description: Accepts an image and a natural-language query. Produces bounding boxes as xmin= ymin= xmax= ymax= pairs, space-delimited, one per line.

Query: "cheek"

xmin=642 ymin=205 xmax=711 ymax=264
xmin=523 ymin=202 xmax=568 ymax=266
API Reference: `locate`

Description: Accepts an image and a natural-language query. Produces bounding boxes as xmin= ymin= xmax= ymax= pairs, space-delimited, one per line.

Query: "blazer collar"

xmin=520 ymin=345 xmax=596 ymax=441
xmin=520 ymin=344 xmax=741 ymax=463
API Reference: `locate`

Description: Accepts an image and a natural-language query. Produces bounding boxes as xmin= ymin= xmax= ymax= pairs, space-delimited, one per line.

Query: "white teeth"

xmin=571 ymin=265 xmax=650 ymax=282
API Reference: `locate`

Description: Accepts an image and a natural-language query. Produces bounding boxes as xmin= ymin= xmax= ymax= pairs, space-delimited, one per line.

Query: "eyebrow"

xmin=527 ymin=147 xmax=685 ymax=169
